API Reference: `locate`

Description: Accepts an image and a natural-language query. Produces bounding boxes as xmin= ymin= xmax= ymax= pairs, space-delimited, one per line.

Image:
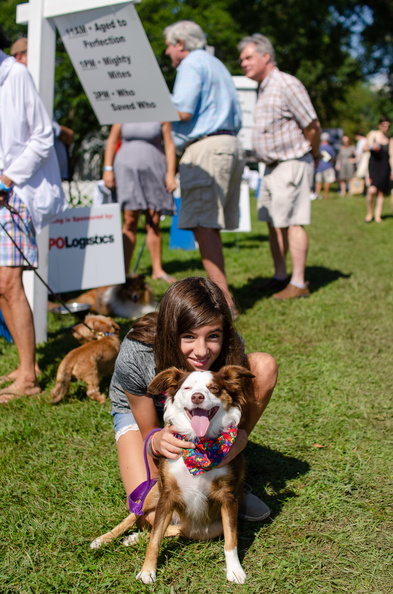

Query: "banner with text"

xmin=54 ymin=3 xmax=179 ymax=124
xmin=48 ymin=204 xmax=125 ymax=293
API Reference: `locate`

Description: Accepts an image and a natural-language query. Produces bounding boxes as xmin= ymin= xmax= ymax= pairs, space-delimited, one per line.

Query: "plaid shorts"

xmin=0 ymin=191 xmax=38 ymax=269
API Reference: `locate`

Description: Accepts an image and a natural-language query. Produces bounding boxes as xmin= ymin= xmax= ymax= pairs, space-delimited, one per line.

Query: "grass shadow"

xmin=237 ymin=442 xmax=310 ymax=558
xmin=306 ymin=266 xmax=351 ymax=292
xmin=232 ymin=266 xmax=351 ymax=313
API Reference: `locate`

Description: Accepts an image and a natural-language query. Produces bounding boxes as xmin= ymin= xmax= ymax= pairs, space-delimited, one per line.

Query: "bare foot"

xmin=0 ymin=381 xmax=41 ymax=404
xmin=0 ymin=364 xmax=41 ymax=383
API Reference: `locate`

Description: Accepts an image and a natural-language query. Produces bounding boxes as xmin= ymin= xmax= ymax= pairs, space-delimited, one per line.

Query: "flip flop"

xmin=0 ymin=384 xmax=42 ymax=404
xmin=152 ymin=273 xmax=177 ymax=284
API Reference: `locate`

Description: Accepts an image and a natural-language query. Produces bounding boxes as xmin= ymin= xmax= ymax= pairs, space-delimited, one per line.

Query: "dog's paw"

xmin=90 ymin=537 xmax=103 ymax=550
xmin=136 ymin=570 xmax=156 ymax=584
xmin=226 ymin=568 xmax=246 ymax=584
xmin=122 ymin=533 xmax=141 ymax=546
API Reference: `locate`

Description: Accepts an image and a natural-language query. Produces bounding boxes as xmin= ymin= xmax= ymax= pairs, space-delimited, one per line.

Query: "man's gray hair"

xmin=238 ymin=33 xmax=276 ymax=65
xmin=164 ymin=21 xmax=207 ymax=51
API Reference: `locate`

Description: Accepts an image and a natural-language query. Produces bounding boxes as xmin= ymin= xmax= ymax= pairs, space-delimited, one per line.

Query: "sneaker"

xmin=239 ymin=488 xmax=271 ymax=522
xmin=258 ymin=276 xmax=290 ymax=292
xmin=273 ymin=282 xmax=310 ymax=300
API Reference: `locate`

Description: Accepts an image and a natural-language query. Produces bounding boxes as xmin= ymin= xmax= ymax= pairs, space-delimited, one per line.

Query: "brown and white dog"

xmin=90 ymin=365 xmax=254 ymax=584
xmin=51 ymin=314 xmax=121 ymax=404
xmin=71 ymin=274 xmax=156 ymax=319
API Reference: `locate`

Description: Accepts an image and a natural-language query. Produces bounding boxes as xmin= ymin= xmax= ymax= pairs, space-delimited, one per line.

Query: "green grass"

xmin=1 ymin=191 xmax=392 ymax=593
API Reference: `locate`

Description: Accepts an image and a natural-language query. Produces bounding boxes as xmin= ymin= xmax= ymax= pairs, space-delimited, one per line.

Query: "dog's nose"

xmin=191 ymin=392 xmax=204 ymax=405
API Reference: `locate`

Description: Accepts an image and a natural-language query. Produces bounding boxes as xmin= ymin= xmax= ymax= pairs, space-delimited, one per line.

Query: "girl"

xmin=109 ymin=277 xmax=277 ymax=521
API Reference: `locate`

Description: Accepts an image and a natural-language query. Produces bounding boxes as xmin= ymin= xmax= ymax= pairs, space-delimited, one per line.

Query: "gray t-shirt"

xmin=109 ymin=337 xmax=163 ymax=414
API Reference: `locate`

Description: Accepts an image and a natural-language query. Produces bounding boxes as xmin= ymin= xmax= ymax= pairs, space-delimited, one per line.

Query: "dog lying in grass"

xmin=90 ymin=365 xmax=254 ymax=584
xmin=51 ymin=315 xmax=120 ymax=404
xmin=71 ymin=274 xmax=157 ymax=319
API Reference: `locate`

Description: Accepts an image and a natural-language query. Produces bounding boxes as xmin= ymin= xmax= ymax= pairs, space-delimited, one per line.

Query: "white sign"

xmin=222 ymin=181 xmax=251 ymax=233
xmin=233 ymin=76 xmax=258 ymax=152
xmin=54 ymin=3 xmax=179 ymax=124
xmin=48 ymin=204 xmax=125 ymax=292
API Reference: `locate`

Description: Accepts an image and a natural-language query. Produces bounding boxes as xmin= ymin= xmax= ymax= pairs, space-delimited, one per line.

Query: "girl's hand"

xmin=215 ymin=428 xmax=248 ymax=468
xmin=153 ymin=424 xmax=194 ymax=459
xmin=103 ymin=170 xmax=115 ymax=189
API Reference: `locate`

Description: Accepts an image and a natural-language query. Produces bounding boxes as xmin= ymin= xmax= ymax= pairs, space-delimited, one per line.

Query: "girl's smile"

xmin=179 ymin=321 xmax=223 ymax=371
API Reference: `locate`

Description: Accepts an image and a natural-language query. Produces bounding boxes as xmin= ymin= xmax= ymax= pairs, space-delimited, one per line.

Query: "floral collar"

xmin=176 ymin=425 xmax=238 ymax=476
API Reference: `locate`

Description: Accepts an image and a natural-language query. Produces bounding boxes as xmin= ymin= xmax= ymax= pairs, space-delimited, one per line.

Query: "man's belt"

xmin=185 ymin=130 xmax=237 ymax=149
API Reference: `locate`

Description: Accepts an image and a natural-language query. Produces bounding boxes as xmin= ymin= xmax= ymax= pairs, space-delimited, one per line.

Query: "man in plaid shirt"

xmin=239 ymin=34 xmax=321 ymax=300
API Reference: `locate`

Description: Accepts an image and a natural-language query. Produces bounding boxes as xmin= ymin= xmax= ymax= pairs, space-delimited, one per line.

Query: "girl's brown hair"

xmin=127 ymin=277 xmax=246 ymax=373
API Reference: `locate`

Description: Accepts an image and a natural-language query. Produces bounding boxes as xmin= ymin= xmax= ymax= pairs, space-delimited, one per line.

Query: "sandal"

xmin=152 ymin=273 xmax=177 ymax=284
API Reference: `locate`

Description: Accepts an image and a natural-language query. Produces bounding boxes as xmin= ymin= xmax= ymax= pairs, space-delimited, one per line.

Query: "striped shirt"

xmin=252 ymin=67 xmax=318 ymax=165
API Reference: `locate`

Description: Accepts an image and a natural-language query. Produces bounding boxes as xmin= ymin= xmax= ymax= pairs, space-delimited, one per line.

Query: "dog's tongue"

xmin=191 ymin=409 xmax=210 ymax=437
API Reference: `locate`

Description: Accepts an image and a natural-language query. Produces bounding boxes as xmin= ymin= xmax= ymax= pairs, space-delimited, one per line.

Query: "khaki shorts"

xmin=178 ymin=135 xmax=244 ymax=230
xmin=258 ymin=154 xmax=314 ymax=227
xmin=315 ymin=168 xmax=336 ymax=184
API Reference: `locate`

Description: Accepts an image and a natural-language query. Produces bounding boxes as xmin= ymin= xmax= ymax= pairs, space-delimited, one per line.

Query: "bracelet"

xmin=0 ymin=180 xmax=12 ymax=192
xmin=147 ymin=432 xmax=161 ymax=458
xmin=103 ymin=166 xmax=113 ymax=172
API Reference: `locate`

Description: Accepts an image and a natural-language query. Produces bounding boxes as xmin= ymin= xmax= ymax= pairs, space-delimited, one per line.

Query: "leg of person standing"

xmin=146 ymin=209 xmax=175 ymax=283
xmin=267 ymin=224 xmax=288 ymax=280
xmin=122 ymin=209 xmax=140 ymax=274
xmin=268 ymin=157 xmax=312 ymax=300
xmin=0 ymin=266 xmax=40 ymax=402
xmin=365 ymin=185 xmax=377 ymax=222
xmin=287 ymin=225 xmax=308 ymax=286
xmin=374 ymin=191 xmax=384 ymax=223
xmin=193 ymin=226 xmax=231 ymax=304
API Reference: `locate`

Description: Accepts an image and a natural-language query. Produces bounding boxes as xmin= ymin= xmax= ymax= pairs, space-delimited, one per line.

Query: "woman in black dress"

xmin=364 ymin=116 xmax=393 ymax=223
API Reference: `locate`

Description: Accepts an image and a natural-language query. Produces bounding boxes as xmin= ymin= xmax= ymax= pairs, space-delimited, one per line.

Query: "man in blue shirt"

xmin=164 ymin=21 xmax=244 ymax=314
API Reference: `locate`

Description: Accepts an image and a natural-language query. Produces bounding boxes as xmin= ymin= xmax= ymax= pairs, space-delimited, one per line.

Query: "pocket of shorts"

xmin=179 ymin=162 xmax=213 ymax=190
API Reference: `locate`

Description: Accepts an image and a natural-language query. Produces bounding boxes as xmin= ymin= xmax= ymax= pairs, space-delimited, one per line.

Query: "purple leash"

xmin=128 ymin=428 xmax=161 ymax=515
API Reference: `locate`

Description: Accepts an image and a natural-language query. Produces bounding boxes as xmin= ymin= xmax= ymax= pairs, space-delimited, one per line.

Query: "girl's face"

xmin=179 ymin=320 xmax=224 ymax=371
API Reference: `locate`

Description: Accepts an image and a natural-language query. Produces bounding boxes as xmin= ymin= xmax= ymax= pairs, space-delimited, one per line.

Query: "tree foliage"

xmin=2 ymin=0 xmax=392 ymax=158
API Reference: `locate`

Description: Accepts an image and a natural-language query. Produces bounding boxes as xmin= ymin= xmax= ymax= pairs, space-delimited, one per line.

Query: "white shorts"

xmin=258 ymin=154 xmax=314 ymax=227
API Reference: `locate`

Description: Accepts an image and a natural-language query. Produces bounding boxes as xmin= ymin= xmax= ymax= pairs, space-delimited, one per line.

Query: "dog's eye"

xmin=183 ymin=385 xmax=192 ymax=390
xmin=209 ymin=385 xmax=219 ymax=394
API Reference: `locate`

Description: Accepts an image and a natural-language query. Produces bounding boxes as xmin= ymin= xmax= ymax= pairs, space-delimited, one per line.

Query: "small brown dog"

xmin=72 ymin=274 xmax=156 ymax=319
xmin=51 ymin=314 xmax=121 ymax=404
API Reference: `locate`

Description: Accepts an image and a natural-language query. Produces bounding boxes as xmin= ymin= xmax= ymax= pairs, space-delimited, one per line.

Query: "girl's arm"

xmin=161 ymin=121 xmax=177 ymax=193
xmin=102 ymin=124 xmax=121 ymax=189
xmin=125 ymin=391 xmax=193 ymax=459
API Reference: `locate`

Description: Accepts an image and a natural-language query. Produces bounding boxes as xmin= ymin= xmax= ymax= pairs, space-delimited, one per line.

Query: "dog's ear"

xmin=218 ymin=365 xmax=255 ymax=383
xmin=72 ymin=319 xmax=94 ymax=343
xmin=148 ymin=367 xmax=189 ymax=398
xmin=214 ymin=365 xmax=255 ymax=407
xmin=89 ymin=315 xmax=117 ymax=334
xmin=109 ymin=320 xmax=120 ymax=334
